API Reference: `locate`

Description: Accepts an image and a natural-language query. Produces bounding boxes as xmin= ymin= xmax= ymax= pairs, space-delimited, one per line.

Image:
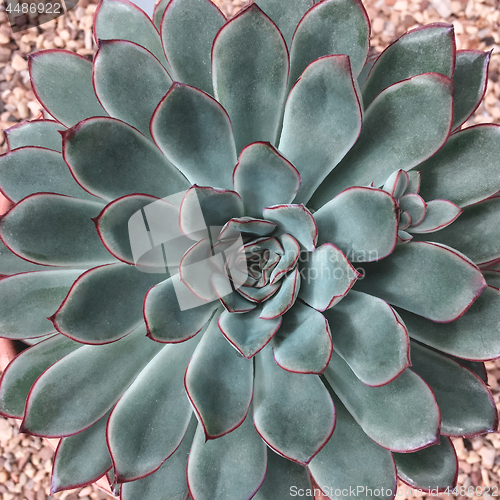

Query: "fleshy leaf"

xmin=325 ymin=351 xmax=440 ymax=452
xmin=161 ymin=0 xmax=225 ymax=94
xmin=279 ymin=55 xmax=362 ymax=204
xmin=22 ymin=324 xmax=163 ymax=437
xmin=219 ymin=218 xmax=277 ymax=240
xmin=63 ymin=117 xmax=189 ymax=201
xmin=212 ymin=3 xmax=289 ymax=152
xmin=407 ymin=200 xmax=462 ymax=233
xmin=314 ymin=187 xmax=398 ymax=262
xmin=309 ymin=391 xmax=396 ymax=500
xmin=452 ymin=50 xmax=491 ymax=130
xmin=309 ymin=73 xmax=453 ymax=207
xmin=253 ymin=345 xmax=335 ymax=464
xmin=272 ymin=301 xmax=332 ymax=374
xmin=218 ymin=307 xmax=282 ymax=358
xmin=5 ymin=120 xmax=65 ymax=152
xmin=93 ymin=40 xmax=172 ymax=137
xmin=417 ymin=125 xmax=500 ymax=208
xmin=288 ymin=0 xmax=369 ymax=86
xmin=0 ymin=147 xmax=98 ymax=203
xmin=233 ymin=142 xmax=300 ymax=218
xmin=400 ymin=194 xmax=427 ymax=227
xmin=410 ymin=341 xmax=497 ymax=437
xmin=152 ymin=86 xmax=238 ymax=191
xmin=262 ymin=204 xmax=317 ymax=251
xmin=187 ymin=411 xmax=267 ymax=500
xmin=108 ymin=335 xmax=201 ymax=481
xmin=260 ymin=268 xmax=300 ymax=319
xmin=94 ymin=0 xmax=171 ymax=73
xmin=0 ymin=335 xmax=80 ymax=418
xmin=484 ymin=270 xmax=500 ymax=290
xmin=253 ymin=448 xmax=313 ymax=500
xmin=383 ymin=169 xmax=409 ymax=199
xmin=357 ymin=242 xmax=486 ymax=322
xmin=397 ymin=286 xmax=500 ymax=361
xmin=185 ymin=315 xmax=253 ymax=438
xmin=0 ymin=238 xmax=48 ymax=275
xmin=0 ymin=270 xmax=82 ymax=340
xmin=299 ymin=243 xmax=358 ymax=311
xmin=0 ymin=194 xmax=110 ymax=267
xmin=51 ymin=412 xmax=112 ymax=493
xmin=121 ymin=416 xmax=196 ymax=500
xmin=361 ymin=24 xmax=455 ymax=108
xmin=394 ymin=436 xmax=457 ymax=491
xmin=145 ymin=274 xmax=217 ymax=343
xmin=323 ymin=291 xmax=410 ymax=387
xmin=28 ymin=50 xmax=106 ymax=127
xmin=270 ymin=234 xmax=300 ymax=284
xmin=406 ymin=170 xmax=421 ymax=194
xmin=52 ymin=263 xmax=166 ymax=344
xmin=237 ymin=281 xmax=280 ymax=303
xmin=213 ymin=275 xmax=257 ymax=314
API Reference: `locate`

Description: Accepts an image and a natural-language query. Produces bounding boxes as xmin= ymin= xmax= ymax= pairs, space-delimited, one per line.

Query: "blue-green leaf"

xmin=5 ymin=120 xmax=65 ymax=152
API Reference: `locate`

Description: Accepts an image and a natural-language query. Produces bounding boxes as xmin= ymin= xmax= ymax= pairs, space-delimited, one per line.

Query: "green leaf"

xmin=0 ymin=270 xmax=83 ymax=339
xmin=151 ymin=85 xmax=237 ymax=190
xmin=52 ymin=263 xmax=166 ymax=344
xmin=233 ymin=142 xmax=300 ymax=218
xmin=407 ymin=200 xmax=462 ymax=234
xmin=153 ymin=0 xmax=168 ymax=29
xmin=94 ymin=0 xmax=171 ymax=74
xmin=22 ymin=323 xmax=163 ymax=437
xmin=220 ymin=218 xmax=277 ymax=240
xmin=309 ymin=391 xmax=396 ymax=500
xmin=397 ymin=286 xmax=500 ymax=361
xmin=121 ymin=416 xmax=196 ymax=500
xmin=51 ymin=411 xmax=112 ymax=493
xmin=187 ymin=411 xmax=267 ymax=500
xmin=272 ymin=301 xmax=332 ymax=374
xmin=279 ymin=55 xmax=362 ymax=204
xmin=357 ymin=54 xmax=377 ymax=88
xmin=161 ymin=0 xmax=225 ymax=94
xmin=0 ymin=147 xmax=98 ymax=203
xmin=309 ymin=73 xmax=453 ymax=207
xmin=314 ymin=187 xmax=398 ymax=262
xmin=400 ymin=194 xmax=427 ymax=227
xmin=255 ymin=0 xmax=312 ymax=48
xmin=63 ymin=117 xmax=189 ymax=201
xmin=185 ymin=315 xmax=254 ymax=438
xmin=254 ymin=345 xmax=335 ymax=464
xmin=357 ymin=242 xmax=486 ymax=322
xmin=410 ymin=341 xmax=497 ymax=437
xmin=361 ymin=24 xmax=455 ymax=108
xmin=453 ymin=50 xmax=491 ymax=130
xmin=484 ymin=270 xmax=500 ymax=289
xmin=0 ymin=238 xmax=50 ymax=275
xmin=93 ymin=40 xmax=172 ymax=138
xmin=417 ymin=125 xmax=500 ymax=208
xmin=218 ymin=306 xmax=282 ymax=357
xmin=270 ymin=234 xmax=300 ymax=284
xmin=0 ymin=335 xmax=80 ymax=418
xmin=393 ymin=436 xmax=457 ymax=491
xmin=323 ymin=291 xmax=410 ymax=387
xmin=5 ymin=120 xmax=65 ymax=152
xmin=288 ymin=0 xmax=369 ymax=87
xmin=212 ymin=3 xmax=289 ymax=152
xmin=299 ymin=244 xmax=358 ymax=311
xmin=1 ymin=194 xmax=110 ymax=267
xmin=108 ymin=335 xmax=201 ymax=481
xmin=29 ymin=51 xmax=106 ymax=127
xmin=145 ymin=273 xmax=218 ymax=342
xmin=253 ymin=448 xmax=313 ymax=500
xmin=260 ymin=268 xmax=300 ymax=319
xmin=324 ymin=351 xmax=440 ymax=452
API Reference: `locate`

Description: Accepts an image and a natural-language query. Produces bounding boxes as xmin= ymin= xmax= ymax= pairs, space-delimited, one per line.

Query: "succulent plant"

xmin=0 ymin=0 xmax=500 ymax=498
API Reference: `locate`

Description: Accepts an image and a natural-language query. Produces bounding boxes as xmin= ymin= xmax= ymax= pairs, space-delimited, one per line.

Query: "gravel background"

xmin=0 ymin=0 xmax=499 ymax=498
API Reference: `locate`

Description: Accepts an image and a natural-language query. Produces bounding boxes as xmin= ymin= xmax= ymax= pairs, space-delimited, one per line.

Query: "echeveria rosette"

xmin=0 ymin=0 xmax=498 ymax=498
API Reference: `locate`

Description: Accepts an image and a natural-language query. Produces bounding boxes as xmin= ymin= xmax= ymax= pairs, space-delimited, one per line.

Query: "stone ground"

xmin=0 ymin=0 xmax=499 ymax=498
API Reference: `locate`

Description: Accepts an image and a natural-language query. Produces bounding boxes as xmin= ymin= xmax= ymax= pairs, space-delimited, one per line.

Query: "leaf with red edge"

xmin=237 ymin=281 xmax=281 ymax=303
xmin=324 ymin=351 xmax=441 ymax=452
xmin=233 ymin=142 xmax=301 ymax=218
xmin=357 ymin=241 xmax=486 ymax=323
xmin=219 ymin=218 xmax=277 ymax=241
xmin=383 ymin=169 xmax=409 ymax=199
xmin=272 ymin=301 xmax=332 ymax=375
xmin=259 ymin=268 xmax=300 ymax=319
xmin=212 ymin=3 xmax=289 ymax=152
xmin=161 ymin=0 xmax=225 ymax=95
xmin=185 ymin=314 xmax=253 ymax=439
xmin=279 ymin=54 xmax=362 ymax=204
xmin=253 ymin=344 xmax=335 ymax=464
xmin=52 ymin=263 xmax=166 ymax=344
xmin=400 ymin=193 xmax=427 ymax=227
xmin=5 ymin=120 xmax=65 ymax=152
xmin=407 ymin=200 xmax=462 ymax=234
xmin=298 ymin=243 xmax=358 ymax=312
xmin=269 ymin=234 xmax=300 ymax=284
xmin=410 ymin=341 xmax=497 ymax=437
xmin=483 ymin=270 xmax=500 ymax=290
xmin=28 ymin=50 xmax=106 ymax=127
xmin=211 ymin=273 xmax=257 ymax=314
